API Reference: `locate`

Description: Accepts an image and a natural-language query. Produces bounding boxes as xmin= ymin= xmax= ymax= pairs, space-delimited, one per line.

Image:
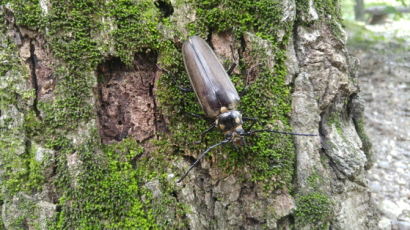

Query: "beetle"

xmin=176 ymin=36 xmax=315 ymax=183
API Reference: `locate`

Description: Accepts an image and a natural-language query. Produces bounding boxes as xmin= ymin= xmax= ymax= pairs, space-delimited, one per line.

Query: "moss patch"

xmin=107 ymin=0 xmax=162 ymax=65
xmin=327 ymin=111 xmax=344 ymax=137
xmin=295 ymin=191 xmax=332 ymax=229
xmin=3 ymin=0 xmax=182 ymax=228
xmin=52 ymin=138 xmax=156 ymax=229
xmin=190 ymin=0 xmax=285 ymax=39
xmin=0 ymin=10 xmax=41 ymax=198
xmin=0 ymin=10 xmax=47 ymax=228
xmin=49 ymin=136 xmax=185 ymax=229
xmin=296 ymin=0 xmax=341 ymax=22
xmin=294 ymin=172 xmax=332 ymax=229
xmin=2 ymin=145 xmax=46 ymax=196
xmin=313 ymin=0 xmax=342 ymax=21
xmin=6 ymin=0 xmax=44 ymax=29
xmin=295 ymin=0 xmax=344 ymax=38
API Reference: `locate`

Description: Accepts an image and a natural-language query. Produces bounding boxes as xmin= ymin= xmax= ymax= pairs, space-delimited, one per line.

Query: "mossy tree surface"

xmin=1 ymin=0 xmax=180 ymax=228
xmin=0 ymin=0 xmax=377 ymax=229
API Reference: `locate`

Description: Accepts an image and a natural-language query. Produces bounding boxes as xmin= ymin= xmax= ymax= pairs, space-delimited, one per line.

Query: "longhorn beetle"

xmin=174 ymin=36 xmax=316 ymax=183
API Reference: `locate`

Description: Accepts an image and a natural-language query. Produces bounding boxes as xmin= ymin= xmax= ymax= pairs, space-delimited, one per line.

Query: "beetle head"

xmin=216 ymin=110 xmax=245 ymax=145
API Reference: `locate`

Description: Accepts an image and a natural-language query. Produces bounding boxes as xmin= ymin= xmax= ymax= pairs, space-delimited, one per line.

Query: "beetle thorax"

xmin=215 ymin=110 xmax=244 ymax=136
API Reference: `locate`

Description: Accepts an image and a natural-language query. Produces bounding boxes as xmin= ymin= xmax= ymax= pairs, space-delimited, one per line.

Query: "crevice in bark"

xmin=96 ymin=53 xmax=158 ymax=144
xmin=246 ymin=217 xmax=263 ymax=225
xmin=27 ymin=40 xmax=42 ymax=120
xmin=277 ymin=215 xmax=293 ymax=229
xmin=318 ymin=107 xmax=343 ymax=177
xmin=154 ymin=0 xmax=174 ymax=18
xmin=150 ymin=73 xmax=167 ymax=137
xmin=291 ymin=22 xmax=299 ymax=70
xmin=182 ymin=155 xmax=196 ymax=165
xmin=348 ymin=93 xmax=373 ymax=169
xmin=4 ymin=8 xmax=44 ymax=117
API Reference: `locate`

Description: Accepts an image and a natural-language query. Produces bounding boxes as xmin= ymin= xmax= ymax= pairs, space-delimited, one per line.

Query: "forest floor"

xmin=347 ymin=19 xmax=410 ymax=229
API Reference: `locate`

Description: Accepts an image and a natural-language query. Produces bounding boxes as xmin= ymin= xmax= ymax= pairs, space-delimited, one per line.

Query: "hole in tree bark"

xmin=154 ymin=0 xmax=174 ymax=18
xmin=96 ymin=53 xmax=159 ymax=144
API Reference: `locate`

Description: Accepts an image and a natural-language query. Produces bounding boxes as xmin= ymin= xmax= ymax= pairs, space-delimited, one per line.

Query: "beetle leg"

xmin=156 ymin=64 xmax=193 ymax=92
xmin=243 ymin=117 xmax=259 ymax=130
xmin=240 ymin=63 xmax=264 ymax=96
xmin=186 ymin=112 xmax=210 ymax=120
xmin=177 ymin=137 xmax=231 ymax=183
xmin=194 ymin=123 xmax=216 ymax=144
xmin=239 ymin=87 xmax=249 ymax=97
xmin=177 ymin=86 xmax=194 ymax=92
xmin=226 ymin=63 xmax=237 ymax=76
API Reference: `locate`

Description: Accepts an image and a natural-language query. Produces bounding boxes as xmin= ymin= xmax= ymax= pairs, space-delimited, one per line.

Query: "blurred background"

xmin=341 ymin=0 xmax=410 ymax=228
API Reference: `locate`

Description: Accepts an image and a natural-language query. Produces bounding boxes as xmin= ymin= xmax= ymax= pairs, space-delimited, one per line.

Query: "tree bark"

xmin=0 ymin=0 xmax=379 ymax=229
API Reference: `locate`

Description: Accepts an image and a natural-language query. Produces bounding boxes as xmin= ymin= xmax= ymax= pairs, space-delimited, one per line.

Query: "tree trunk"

xmin=355 ymin=0 xmax=365 ymax=21
xmin=0 ymin=0 xmax=379 ymax=229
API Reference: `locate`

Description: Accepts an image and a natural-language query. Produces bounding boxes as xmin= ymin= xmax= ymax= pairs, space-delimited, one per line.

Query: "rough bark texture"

xmin=0 ymin=0 xmax=379 ymax=229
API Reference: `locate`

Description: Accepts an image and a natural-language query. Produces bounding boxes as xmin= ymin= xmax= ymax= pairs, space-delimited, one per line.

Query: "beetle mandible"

xmin=177 ymin=36 xmax=315 ymax=183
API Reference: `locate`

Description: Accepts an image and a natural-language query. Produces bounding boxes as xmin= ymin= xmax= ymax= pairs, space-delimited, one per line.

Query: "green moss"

xmin=2 ymin=144 xmax=46 ymax=196
xmin=296 ymin=0 xmax=341 ymax=21
xmin=0 ymin=21 xmax=31 ymax=107
xmin=0 ymin=12 xmax=45 ymax=200
xmin=0 ymin=218 xmax=4 ymax=230
xmin=47 ymin=0 xmax=102 ymax=70
xmin=237 ymin=50 xmax=295 ymax=188
xmin=306 ymin=171 xmax=325 ymax=190
xmin=1 ymin=194 xmax=39 ymax=229
xmin=296 ymin=0 xmax=343 ymax=39
xmin=37 ymin=0 xmax=169 ymax=131
xmin=3 ymin=0 xmax=182 ymax=228
xmin=51 ymin=136 xmax=185 ymax=229
xmin=52 ymin=137 xmax=158 ymax=229
xmin=295 ymin=192 xmax=333 ymax=229
xmin=294 ymin=172 xmax=332 ymax=228
xmin=355 ymin=117 xmax=371 ymax=155
xmin=6 ymin=0 xmax=44 ymax=29
xmin=22 ymin=0 xmax=102 ymax=132
xmin=313 ymin=0 xmax=341 ymax=21
xmin=327 ymin=112 xmax=343 ymax=136
xmin=107 ymin=0 xmax=162 ymax=65
xmin=191 ymin=0 xmax=285 ymax=39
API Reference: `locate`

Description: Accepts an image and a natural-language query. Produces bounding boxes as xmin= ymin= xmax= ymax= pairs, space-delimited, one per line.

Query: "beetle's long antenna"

xmin=243 ymin=129 xmax=317 ymax=136
xmin=177 ymin=138 xmax=231 ymax=183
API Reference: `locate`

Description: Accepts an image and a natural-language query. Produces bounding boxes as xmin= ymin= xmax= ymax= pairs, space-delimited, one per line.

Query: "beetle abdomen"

xmin=182 ymin=36 xmax=240 ymax=118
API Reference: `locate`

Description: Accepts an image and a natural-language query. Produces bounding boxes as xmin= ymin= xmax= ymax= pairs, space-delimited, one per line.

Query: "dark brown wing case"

xmin=182 ymin=36 xmax=240 ymax=118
